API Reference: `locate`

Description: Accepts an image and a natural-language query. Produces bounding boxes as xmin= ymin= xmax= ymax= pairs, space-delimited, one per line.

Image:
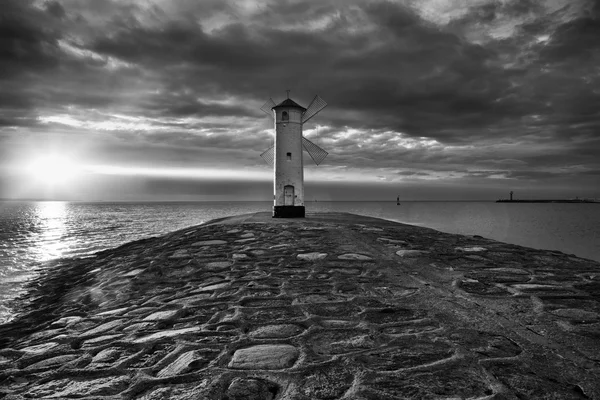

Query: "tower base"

xmin=273 ymin=206 xmax=305 ymax=218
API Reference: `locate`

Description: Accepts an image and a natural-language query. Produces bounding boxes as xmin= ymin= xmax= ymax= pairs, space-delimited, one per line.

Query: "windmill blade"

xmin=260 ymin=145 xmax=275 ymax=166
xmin=301 ymin=95 xmax=327 ymax=124
xmin=302 ymin=136 xmax=328 ymax=165
xmin=260 ymin=98 xmax=276 ymax=119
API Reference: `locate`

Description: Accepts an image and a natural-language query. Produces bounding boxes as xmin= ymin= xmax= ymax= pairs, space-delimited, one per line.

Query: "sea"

xmin=1 ymin=200 xmax=599 ymax=323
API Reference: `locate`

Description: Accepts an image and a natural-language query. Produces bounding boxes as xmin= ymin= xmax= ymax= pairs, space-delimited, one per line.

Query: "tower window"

xmin=287 ymin=152 xmax=292 ymax=160
xmin=282 ymin=111 xmax=289 ymax=121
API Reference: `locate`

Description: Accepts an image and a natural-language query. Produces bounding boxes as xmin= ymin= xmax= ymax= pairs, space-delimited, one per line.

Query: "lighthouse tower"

xmin=260 ymin=92 xmax=328 ymax=218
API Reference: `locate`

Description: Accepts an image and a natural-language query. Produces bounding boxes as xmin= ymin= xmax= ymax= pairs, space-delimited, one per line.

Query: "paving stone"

xmin=156 ymin=350 xmax=214 ymax=377
xmin=225 ymin=377 xmax=279 ymax=400
xmin=228 ymin=344 xmax=299 ymax=369
xmin=80 ymin=319 xmax=123 ymax=337
xmin=143 ymin=309 xmax=180 ymax=321
xmin=122 ymin=268 xmax=146 ymax=277
xmin=51 ymin=316 xmax=83 ymax=327
xmin=338 ymin=253 xmax=372 ymax=260
xmin=20 ymin=343 xmax=59 ymax=354
xmin=22 ymin=376 xmax=130 ymax=398
xmin=249 ymin=324 xmax=303 ymax=338
xmin=550 ymin=308 xmax=600 ymax=321
xmin=170 ymin=249 xmax=189 ymax=259
xmin=97 ymin=307 xmax=129 ymax=316
xmin=83 ymin=334 xmax=123 ymax=345
xmin=198 ymin=282 xmax=230 ymax=291
xmin=396 ymin=249 xmax=426 ymax=257
xmin=193 ymin=240 xmax=227 ymax=246
xmin=297 ymin=252 xmax=328 ymax=261
xmin=25 ymin=354 xmax=79 ymax=370
xmin=133 ymin=327 xmax=201 ymax=344
xmin=456 ymin=246 xmax=487 ymax=252
xmin=233 ymin=253 xmax=249 ymax=259
xmin=92 ymin=348 xmax=121 ymax=363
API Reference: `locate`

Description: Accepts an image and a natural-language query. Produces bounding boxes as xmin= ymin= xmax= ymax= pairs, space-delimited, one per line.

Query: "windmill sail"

xmin=302 ymin=136 xmax=328 ymax=165
xmin=260 ymin=98 xmax=277 ymax=119
xmin=260 ymin=145 xmax=275 ymax=166
xmin=301 ymin=95 xmax=327 ymax=124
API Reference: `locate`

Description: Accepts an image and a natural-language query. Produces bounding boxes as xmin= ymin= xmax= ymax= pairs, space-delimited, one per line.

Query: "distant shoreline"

xmin=496 ymin=199 xmax=599 ymax=203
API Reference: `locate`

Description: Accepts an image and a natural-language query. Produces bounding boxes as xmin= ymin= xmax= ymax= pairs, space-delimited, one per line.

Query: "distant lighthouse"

xmin=260 ymin=92 xmax=328 ymax=218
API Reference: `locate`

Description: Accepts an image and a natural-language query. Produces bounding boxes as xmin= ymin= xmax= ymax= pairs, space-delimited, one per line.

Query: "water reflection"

xmin=33 ymin=201 xmax=68 ymax=262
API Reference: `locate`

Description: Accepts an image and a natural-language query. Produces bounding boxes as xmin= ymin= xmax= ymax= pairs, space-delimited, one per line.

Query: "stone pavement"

xmin=0 ymin=212 xmax=599 ymax=399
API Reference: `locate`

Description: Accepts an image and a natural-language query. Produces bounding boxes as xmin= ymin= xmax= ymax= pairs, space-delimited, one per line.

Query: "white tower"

xmin=260 ymin=93 xmax=328 ymax=218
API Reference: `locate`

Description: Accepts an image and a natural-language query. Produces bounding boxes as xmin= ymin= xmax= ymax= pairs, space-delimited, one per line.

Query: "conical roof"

xmin=272 ymin=98 xmax=306 ymax=111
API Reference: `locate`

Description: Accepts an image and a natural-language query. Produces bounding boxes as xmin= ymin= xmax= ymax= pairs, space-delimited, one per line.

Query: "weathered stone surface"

xmin=3 ymin=212 xmax=600 ymax=400
xmin=228 ymin=344 xmax=299 ymax=369
xmin=297 ymin=252 xmax=328 ymax=261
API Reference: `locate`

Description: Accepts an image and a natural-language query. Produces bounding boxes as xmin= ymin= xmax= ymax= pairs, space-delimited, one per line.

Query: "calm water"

xmin=1 ymin=200 xmax=599 ymax=323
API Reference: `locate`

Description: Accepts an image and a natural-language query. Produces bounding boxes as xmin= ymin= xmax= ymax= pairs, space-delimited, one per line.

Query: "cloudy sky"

xmin=1 ymin=0 xmax=599 ymax=201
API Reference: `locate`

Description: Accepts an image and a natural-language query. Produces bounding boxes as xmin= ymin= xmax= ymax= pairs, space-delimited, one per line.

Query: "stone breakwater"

xmin=0 ymin=212 xmax=599 ymax=399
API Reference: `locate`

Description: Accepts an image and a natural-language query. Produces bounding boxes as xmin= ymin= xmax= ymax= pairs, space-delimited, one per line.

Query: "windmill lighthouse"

xmin=260 ymin=92 xmax=328 ymax=218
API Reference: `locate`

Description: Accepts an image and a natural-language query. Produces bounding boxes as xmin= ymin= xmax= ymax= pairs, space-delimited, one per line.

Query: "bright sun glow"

xmin=24 ymin=155 xmax=80 ymax=185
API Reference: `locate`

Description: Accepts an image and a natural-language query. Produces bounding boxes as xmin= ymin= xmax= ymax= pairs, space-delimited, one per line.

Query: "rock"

xmin=80 ymin=320 xmax=123 ymax=337
xmin=225 ymin=377 xmax=278 ymax=400
xmin=198 ymin=282 xmax=230 ymax=291
xmin=51 ymin=316 xmax=83 ymax=327
xmin=92 ymin=348 xmax=121 ymax=363
xmin=456 ymin=247 xmax=487 ymax=252
xmin=235 ymin=238 xmax=256 ymax=243
xmin=20 ymin=343 xmax=59 ymax=354
xmin=193 ymin=240 xmax=227 ymax=246
xmin=169 ymin=249 xmax=189 ymax=259
xmin=297 ymin=252 xmax=328 ymax=261
xmin=25 ymin=355 xmax=79 ymax=370
xmin=122 ymin=268 xmax=145 ymax=277
xmin=338 ymin=253 xmax=372 ymax=260
xmin=396 ymin=250 xmax=425 ymax=257
xmin=206 ymin=261 xmax=232 ymax=270
xmin=143 ymin=310 xmax=179 ymax=321
xmin=240 ymin=232 xmax=255 ymax=238
xmin=133 ymin=327 xmax=201 ymax=344
xmin=97 ymin=307 xmax=129 ymax=317
xmin=550 ymin=308 xmax=599 ymax=321
xmin=23 ymin=376 xmax=130 ymax=398
xmin=157 ymin=350 xmax=203 ymax=377
xmin=83 ymin=334 xmax=123 ymax=345
xmin=249 ymin=324 xmax=303 ymax=338
xmin=228 ymin=344 xmax=299 ymax=369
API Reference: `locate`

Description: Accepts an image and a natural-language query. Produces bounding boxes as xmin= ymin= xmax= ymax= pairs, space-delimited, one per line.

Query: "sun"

xmin=24 ymin=155 xmax=80 ymax=185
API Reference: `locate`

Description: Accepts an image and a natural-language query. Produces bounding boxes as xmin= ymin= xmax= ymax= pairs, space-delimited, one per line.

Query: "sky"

xmin=0 ymin=0 xmax=599 ymax=201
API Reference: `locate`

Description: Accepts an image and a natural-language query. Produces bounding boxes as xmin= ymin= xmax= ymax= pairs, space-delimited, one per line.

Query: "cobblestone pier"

xmin=1 ymin=212 xmax=599 ymax=399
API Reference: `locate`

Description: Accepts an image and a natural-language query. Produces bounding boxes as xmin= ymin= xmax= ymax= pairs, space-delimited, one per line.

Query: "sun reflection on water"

xmin=34 ymin=201 xmax=68 ymax=262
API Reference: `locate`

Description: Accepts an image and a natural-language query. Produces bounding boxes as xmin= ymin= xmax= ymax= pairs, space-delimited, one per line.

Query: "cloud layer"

xmin=1 ymin=0 xmax=599 ymax=200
